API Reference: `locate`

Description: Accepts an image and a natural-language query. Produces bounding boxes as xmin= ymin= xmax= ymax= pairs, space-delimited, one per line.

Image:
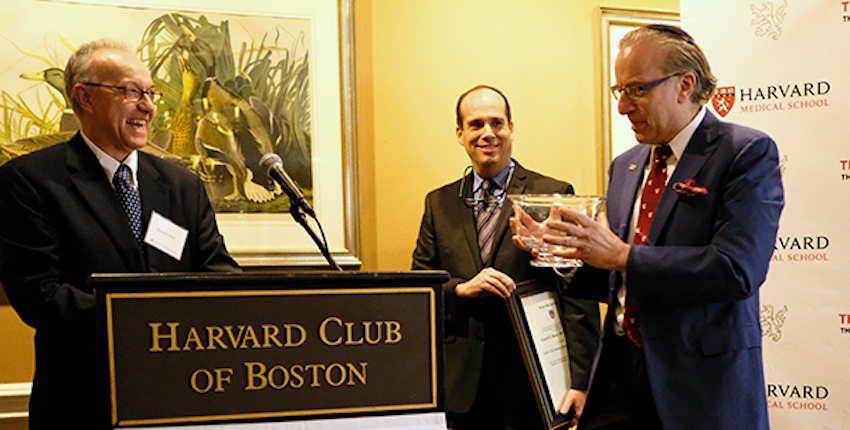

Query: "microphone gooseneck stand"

xmin=260 ymin=153 xmax=340 ymax=271
xmin=289 ymin=200 xmax=342 ymax=271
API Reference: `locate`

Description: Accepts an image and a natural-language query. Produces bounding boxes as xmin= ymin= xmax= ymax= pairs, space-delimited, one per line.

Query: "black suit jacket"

xmin=412 ymin=161 xmax=599 ymax=420
xmin=0 ymin=133 xmax=240 ymax=429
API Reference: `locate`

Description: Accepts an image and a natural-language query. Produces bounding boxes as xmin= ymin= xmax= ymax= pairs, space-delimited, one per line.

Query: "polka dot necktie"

xmin=113 ymin=164 xmax=144 ymax=247
xmin=476 ymin=179 xmax=501 ymax=267
xmin=624 ymin=144 xmax=672 ymax=348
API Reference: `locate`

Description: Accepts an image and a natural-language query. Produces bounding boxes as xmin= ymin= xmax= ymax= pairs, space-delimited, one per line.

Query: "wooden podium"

xmin=92 ymin=271 xmax=448 ymax=429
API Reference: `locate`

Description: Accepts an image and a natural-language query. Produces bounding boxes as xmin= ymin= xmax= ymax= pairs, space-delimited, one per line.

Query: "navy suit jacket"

xmin=0 ymin=133 xmax=240 ymax=429
xmin=412 ymin=161 xmax=599 ymax=420
xmin=572 ymin=111 xmax=783 ymax=430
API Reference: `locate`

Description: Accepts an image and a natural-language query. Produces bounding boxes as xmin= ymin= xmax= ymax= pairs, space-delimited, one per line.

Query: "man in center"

xmin=412 ymin=85 xmax=599 ymax=429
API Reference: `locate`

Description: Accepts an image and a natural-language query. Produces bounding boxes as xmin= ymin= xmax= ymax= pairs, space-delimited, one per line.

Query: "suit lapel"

xmin=457 ymin=163 xmax=525 ymax=269
xmin=65 ymin=135 xmax=145 ymax=270
xmin=138 ymin=154 xmax=173 ymax=270
xmin=613 ymin=146 xmax=651 ymax=241
xmin=456 ymin=172 xmax=484 ymax=268
xmin=492 ymin=164 xmax=526 ymax=259
xmin=137 ymin=154 xmax=169 ymax=227
xmin=646 ymin=111 xmax=721 ymax=245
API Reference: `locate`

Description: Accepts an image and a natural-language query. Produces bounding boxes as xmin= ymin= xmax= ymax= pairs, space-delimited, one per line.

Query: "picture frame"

xmin=596 ymin=7 xmax=679 ymax=191
xmin=0 ymin=0 xmax=360 ymax=269
xmin=506 ymin=279 xmax=575 ymax=430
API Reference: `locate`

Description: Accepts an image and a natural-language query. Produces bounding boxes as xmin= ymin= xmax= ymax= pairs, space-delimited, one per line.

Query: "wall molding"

xmin=0 ymin=382 xmax=29 ymax=422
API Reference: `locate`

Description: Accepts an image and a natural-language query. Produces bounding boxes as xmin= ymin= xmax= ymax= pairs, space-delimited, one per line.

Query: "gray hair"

xmin=619 ymin=25 xmax=717 ymax=105
xmin=65 ymin=39 xmax=134 ymax=114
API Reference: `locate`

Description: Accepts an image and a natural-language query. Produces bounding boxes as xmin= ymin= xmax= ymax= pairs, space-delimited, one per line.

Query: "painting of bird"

xmin=1 ymin=12 xmax=313 ymax=213
xmin=150 ymin=52 xmax=201 ymax=159
xmin=2 ymin=67 xmax=78 ymax=161
xmin=168 ymin=25 xmax=282 ymax=204
xmin=19 ymin=67 xmax=80 ymax=132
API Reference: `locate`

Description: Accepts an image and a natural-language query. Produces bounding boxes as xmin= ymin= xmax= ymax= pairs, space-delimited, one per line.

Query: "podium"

xmin=92 ymin=271 xmax=448 ymax=429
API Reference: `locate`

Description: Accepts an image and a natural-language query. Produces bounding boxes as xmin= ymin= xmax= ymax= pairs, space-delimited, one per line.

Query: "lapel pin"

xmin=629 ymin=164 xmax=637 ymax=171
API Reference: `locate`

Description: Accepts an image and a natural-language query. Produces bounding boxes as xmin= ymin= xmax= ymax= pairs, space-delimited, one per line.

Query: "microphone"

xmin=260 ymin=153 xmax=315 ymax=217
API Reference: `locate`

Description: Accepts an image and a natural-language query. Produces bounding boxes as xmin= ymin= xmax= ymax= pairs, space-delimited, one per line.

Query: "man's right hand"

xmin=455 ymin=267 xmax=516 ymax=299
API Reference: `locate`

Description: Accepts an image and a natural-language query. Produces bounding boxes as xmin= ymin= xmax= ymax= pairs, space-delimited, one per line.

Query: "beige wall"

xmin=0 ymin=0 xmax=679 ymax=386
xmin=357 ymin=0 xmax=679 ymax=271
xmin=0 ymin=303 xmax=34 ymax=383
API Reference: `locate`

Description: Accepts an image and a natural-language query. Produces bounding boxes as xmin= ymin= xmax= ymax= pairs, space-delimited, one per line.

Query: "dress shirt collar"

xmin=663 ymin=105 xmax=707 ymax=162
xmin=81 ymin=131 xmax=140 ymax=188
xmin=472 ymin=159 xmax=515 ymax=194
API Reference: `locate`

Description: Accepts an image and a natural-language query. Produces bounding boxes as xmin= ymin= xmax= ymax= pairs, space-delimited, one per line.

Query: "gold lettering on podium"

xmin=243 ymin=361 xmax=369 ymax=391
xmin=318 ymin=317 xmax=403 ymax=346
xmin=190 ymin=368 xmax=233 ymax=393
xmin=149 ymin=322 xmax=180 ymax=352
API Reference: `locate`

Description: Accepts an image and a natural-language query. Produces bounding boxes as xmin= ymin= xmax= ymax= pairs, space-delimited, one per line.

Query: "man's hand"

xmin=510 ymin=217 xmax=533 ymax=253
xmin=544 ymin=210 xmax=630 ymax=272
xmin=455 ymin=268 xmax=516 ymax=299
xmin=510 ymin=203 xmax=557 ymax=254
xmin=558 ymin=389 xmax=588 ymax=428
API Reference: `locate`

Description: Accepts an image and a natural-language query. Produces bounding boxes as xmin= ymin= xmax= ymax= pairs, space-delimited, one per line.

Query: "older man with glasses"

xmin=0 ymin=39 xmax=240 ymax=429
xmin=516 ymin=25 xmax=783 ymax=430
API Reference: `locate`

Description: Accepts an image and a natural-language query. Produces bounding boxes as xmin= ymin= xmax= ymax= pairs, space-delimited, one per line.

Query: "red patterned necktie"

xmin=624 ymin=144 xmax=672 ymax=347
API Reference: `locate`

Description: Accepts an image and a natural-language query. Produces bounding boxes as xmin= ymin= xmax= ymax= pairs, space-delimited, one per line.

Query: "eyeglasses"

xmin=610 ymin=72 xmax=684 ymax=101
xmin=83 ymin=82 xmax=162 ymax=103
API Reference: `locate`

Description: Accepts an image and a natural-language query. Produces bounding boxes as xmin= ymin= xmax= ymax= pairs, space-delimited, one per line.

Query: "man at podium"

xmin=0 ymin=39 xmax=240 ymax=429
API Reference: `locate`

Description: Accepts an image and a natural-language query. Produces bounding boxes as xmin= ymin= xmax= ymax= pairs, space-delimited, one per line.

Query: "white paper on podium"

xmin=140 ymin=412 xmax=446 ymax=430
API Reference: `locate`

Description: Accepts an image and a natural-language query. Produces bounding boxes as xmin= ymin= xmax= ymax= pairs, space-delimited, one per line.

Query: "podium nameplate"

xmin=93 ymin=272 xmax=446 ymax=428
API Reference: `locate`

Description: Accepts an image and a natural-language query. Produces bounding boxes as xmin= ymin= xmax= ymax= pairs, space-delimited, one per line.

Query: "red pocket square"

xmin=673 ymin=178 xmax=708 ymax=197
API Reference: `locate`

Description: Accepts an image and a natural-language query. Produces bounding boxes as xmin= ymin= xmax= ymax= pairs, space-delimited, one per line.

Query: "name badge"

xmin=144 ymin=211 xmax=188 ymax=260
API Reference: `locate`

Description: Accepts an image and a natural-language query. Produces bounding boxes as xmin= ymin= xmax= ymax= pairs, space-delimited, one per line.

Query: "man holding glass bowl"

xmin=515 ymin=25 xmax=783 ymax=430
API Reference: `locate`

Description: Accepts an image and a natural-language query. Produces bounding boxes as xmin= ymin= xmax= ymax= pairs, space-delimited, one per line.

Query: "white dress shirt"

xmin=613 ymin=106 xmax=707 ymax=336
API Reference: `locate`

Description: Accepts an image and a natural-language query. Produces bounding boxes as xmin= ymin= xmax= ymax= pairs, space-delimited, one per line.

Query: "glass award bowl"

xmin=508 ymin=194 xmax=606 ymax=268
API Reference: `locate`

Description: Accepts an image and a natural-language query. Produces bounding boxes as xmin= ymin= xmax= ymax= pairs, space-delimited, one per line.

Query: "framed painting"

xmin=0 ymin=0 xmax=360 ymax=268
xmin=596 ymin=7 xmax=679 ymax=191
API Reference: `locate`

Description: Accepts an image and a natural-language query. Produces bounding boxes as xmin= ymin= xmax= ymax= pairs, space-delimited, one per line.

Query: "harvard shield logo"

xmin=712 ymin=86 xmax=735 ymax=117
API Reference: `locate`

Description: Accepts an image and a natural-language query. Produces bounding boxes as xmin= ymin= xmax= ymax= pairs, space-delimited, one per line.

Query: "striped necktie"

xmin=113 ymin=163 xmax=144 ymax=247
xmin=476 ymin=179 xmax=500 ymax=267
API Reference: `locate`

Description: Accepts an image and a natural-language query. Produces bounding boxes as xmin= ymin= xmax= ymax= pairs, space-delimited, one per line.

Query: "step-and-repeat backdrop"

xmin=681 ymin=1 xmax=849 ymax=428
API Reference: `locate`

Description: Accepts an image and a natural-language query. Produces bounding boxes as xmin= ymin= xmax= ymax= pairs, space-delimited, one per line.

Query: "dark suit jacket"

xmin=0 ymin=133 xmax=240 ymax=429
xmin=412 ymin=161 xmax=599 ymax=421
xmin=572 ymin=111 xmax=783 ymax=430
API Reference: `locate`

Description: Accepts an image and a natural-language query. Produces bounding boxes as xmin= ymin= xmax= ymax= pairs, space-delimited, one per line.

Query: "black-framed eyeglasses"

xmin=610 ymin=72 xmax=684 ymax=101
xmin=83 ymin=82 xmax=162 ymax=103
xmin=458 ymin=164 xmax=515 ymax=208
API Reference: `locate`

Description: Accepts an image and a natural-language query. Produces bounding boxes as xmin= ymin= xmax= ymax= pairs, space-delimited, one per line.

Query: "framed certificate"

xmin=507 ymin=279 xmax=574 ymax=429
